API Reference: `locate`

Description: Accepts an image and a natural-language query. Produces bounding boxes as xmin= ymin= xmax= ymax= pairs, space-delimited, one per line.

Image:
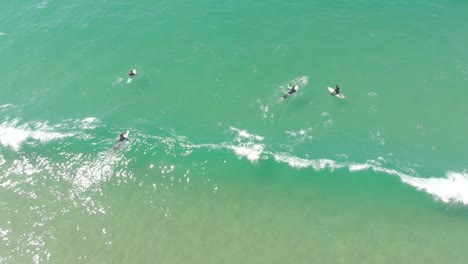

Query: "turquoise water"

xmin=1 ymin=0 xmax=468 ymax=263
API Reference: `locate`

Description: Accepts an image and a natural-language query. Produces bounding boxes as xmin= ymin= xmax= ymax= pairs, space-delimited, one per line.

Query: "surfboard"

xmin=328 ymin=87 xmax=345 ymax=99
xmin=122 ymin=130 xmax=129 ymax=139
xmin=122 ymin=130 xmax=130 ymax=139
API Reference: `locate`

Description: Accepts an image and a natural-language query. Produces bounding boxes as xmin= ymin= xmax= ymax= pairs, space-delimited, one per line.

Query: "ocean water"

xmin=1 ymin=0 xmax=468 ymax=263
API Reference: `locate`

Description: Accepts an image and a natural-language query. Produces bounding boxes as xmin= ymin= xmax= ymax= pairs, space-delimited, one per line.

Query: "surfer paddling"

xmin=281 ymin=85 xmax=299 ymax=100
xmin=118 ymin=131 xmax=128 ymax=142
xmin=128 ymin=69 xmax=137 ymax=78
xmin=113 ymin=130 xmax=129 ymax=153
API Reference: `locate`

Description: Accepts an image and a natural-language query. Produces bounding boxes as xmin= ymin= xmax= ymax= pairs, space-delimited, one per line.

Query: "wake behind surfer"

xmin=281 ymin=85 xmax=299 ymax=99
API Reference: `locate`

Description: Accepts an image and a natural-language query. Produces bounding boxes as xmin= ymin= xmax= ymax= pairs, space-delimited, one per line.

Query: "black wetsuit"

xmin=288 ymin=88 xmax=297 ymax=95
xmin=333 ymin=86 xmax=340 ymax=95
xmin=282 ymin=87 xmax=297 ymax=99
xmin=113 ymin=133 xmax=127 ymax=153
xmin=335 ymin=87 xmax=340 ymax=94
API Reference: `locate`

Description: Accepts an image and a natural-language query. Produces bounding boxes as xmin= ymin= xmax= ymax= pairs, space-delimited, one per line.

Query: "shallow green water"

xmin=1 ymin=0 xmax=468 ymax=263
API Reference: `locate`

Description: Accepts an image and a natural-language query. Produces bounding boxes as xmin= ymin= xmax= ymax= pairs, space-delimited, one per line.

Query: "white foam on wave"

xmin=366 ymin=166 xmax=468 ymax=205
xmin=190 ymin=141 xmax=265 ymax=163
xmin=0 ymin=119 xmax=74 ymax=151
xmin=271 ymin=151 xmax=468 ymax=205
xmin=80 ymin=117 xmax=99 ymax=130
xmin=227 ymin=127 xmax=265 ymax=162
xmin=349 ymin=163 xmax=371 ymax=171
xmin=230 ymin=126 xmax=264 ymax=141
xmin=401 ymin=171 xmax=468 ymax=205
xmin=61 ymin=117 xmax=99 ymax=130
xmin=0 ymin=124 xmax=28 ymax=150
xmin=0 ymin=117 xmax=98 ymax=151
xmin=153 ymin=127 xmax=468 ymax=206
xmin=187 ymin=127 xmax=266 ymax=162
xmin=0 ymin=32 xmax=5 ymax=37
xmin=273 ymin=153 xmax=342 ymax=170
xmin=228 ymin=143 xmax=265 ymax=162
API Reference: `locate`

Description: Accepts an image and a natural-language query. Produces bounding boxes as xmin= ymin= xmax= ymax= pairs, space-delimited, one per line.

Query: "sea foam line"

xmin=105 ymin=126 xmax=468 ymax=206
xmin=198 ymin=139 xmax=468 ymax=205
xmin=272 ymin=152 xmax=468 ymax=206
xmin=0 ymin=121 xmax=72 ymax=151
xmin=400 ymin=171 xmax=468 ymax=205
xmin=0 ymin=118 xmax=99 ymax=151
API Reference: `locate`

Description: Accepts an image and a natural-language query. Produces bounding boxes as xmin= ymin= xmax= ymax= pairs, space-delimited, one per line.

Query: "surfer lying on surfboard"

xmin=281 ymin=85 xmax=299 ymax=100
xmin=113 ymin=130 xmax=129 ymax=153
xmin=129 ymin=69 xmax=137 ymax=77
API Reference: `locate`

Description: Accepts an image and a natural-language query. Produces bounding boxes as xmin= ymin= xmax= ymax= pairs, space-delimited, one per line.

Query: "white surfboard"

xmin=328 ymin=87 xmax=345 ymax=99
xmin=122 ymin=130 xmax=129 ymax=139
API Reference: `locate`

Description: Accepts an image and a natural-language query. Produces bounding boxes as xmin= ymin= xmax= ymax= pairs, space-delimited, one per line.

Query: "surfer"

xmin=331 ymin=85 xmax=340 ymax=95
xmin=129 ymin=69 xmax=137 ymax=78
xmin=113 ymin=130 xmax=129 ymax=152
xmin=281 ymin=85 xmax=299 ymax=100
xmin=118 ymin=131 xmax=128 ymax=142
